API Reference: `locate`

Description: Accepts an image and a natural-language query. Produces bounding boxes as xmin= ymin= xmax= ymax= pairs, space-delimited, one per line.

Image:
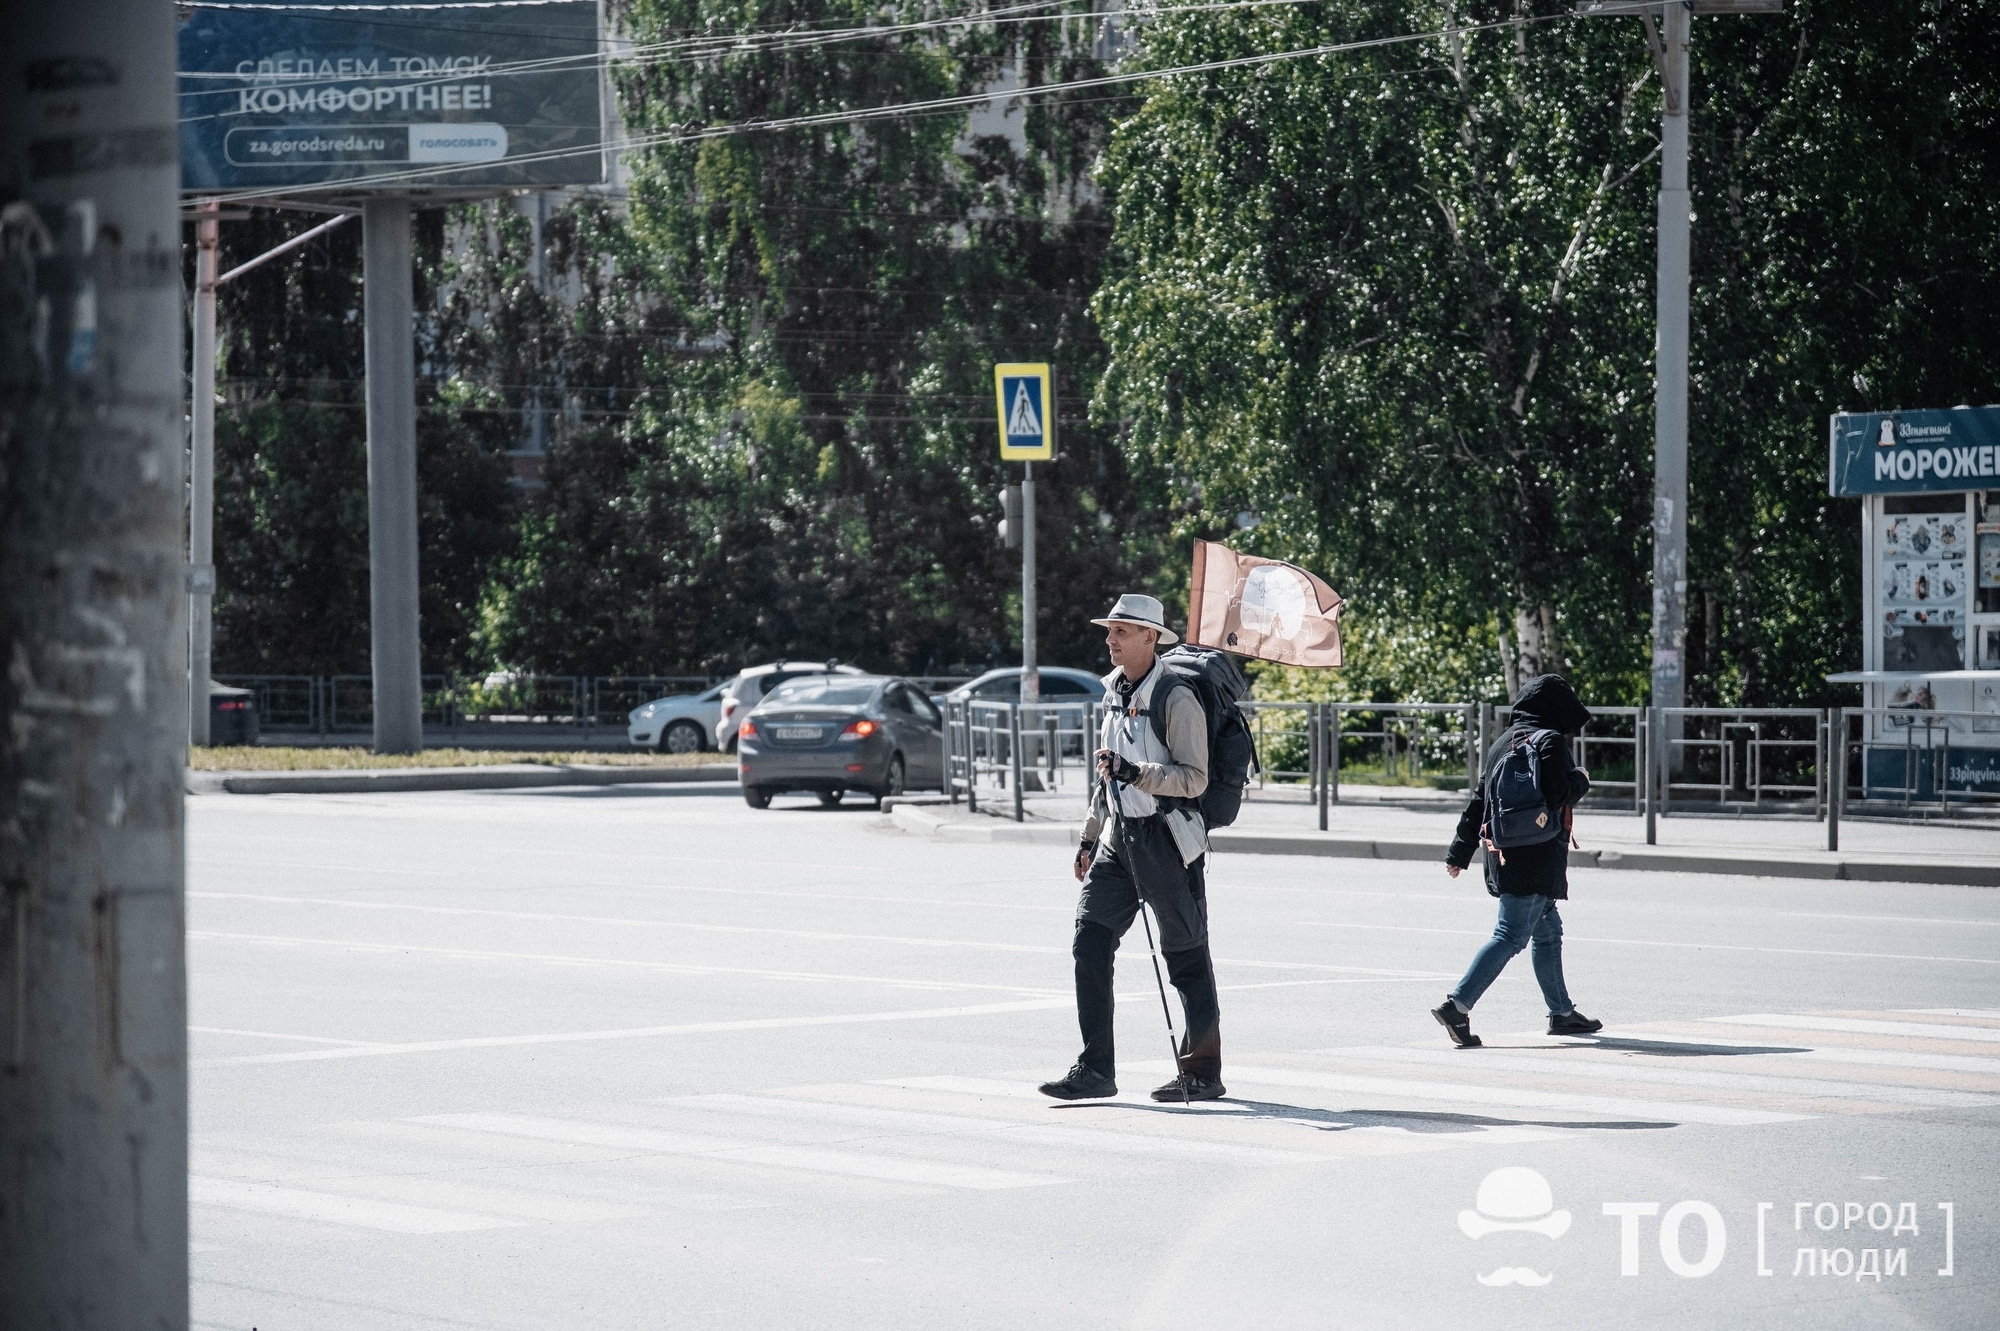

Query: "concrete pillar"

xmin=362 ymin=197 xmax=423 ymax=754
xmin=0 ymin=0 xmax=191 ymax=1324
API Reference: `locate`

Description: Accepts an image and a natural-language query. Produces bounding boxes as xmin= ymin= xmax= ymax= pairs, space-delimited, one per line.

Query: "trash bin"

xmin=208 ymin=681 xmax=259 ymax=747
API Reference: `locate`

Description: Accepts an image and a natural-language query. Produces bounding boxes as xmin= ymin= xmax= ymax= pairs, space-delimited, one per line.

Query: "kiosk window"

xmin=1883 ymin=624 xmax=1964 ymax=672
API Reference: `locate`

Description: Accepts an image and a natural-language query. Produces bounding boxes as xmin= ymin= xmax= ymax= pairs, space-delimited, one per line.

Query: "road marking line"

xmin=1296 ymin=920 xmax=2000 ymax=966
xmin=663 ymin=1094 xmax=1326 ymax=1165
xmin=1704 ymin=1014 xmax=2000 ymax=1043
xmin=187 ymin=931 xmax=1067 ymax=997
xmin=414 ymin=1113 xmax=1066 ymax=1191
xmin=189 ymin=1026 xmax=391 ymax=1047
xmin=1335 ymin=1045 xmax=1999 ymax=1109
xmin=189 ymin=1176 xmax=520 ymax=1233
xmin=186 ymin=894 xmax=1429 ymax=975
xmin=1899 ymin=1008 xmax=2000 ymax=1021
xmin=195 ymin=998 xmax=1075 ymax=1067
xmin=1190 ymin=1064 xmax=1811 ymax=1126
xmin=192 ymin=881 xmax=1077 ymax=914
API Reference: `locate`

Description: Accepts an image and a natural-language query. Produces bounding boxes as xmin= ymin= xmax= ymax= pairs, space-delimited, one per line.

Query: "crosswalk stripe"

xmin=1705 ymin=1014 xmax=2000 ymax=1043
xmin=1177 ymin=1063 xmax=1810 ymax=1126
xmin=415 ymin=1112 xmax=1068 ymax=1191
xmin=1335 ymin=1045 xmax=1999 ymax=1109
xmin=665 ymin=1092 xmax=1327 ymax=1166
xmin=189 ymin=1175 xmax=520 ymax=1233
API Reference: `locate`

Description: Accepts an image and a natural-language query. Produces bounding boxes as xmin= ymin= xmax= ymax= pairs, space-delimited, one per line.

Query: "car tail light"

xmin=738 ymin=719 xmax=758 ymax=739
xmin=845 ymin=763 xmax=867 ymax=773
xmin=841 ymin=719 xmax=878 ymax=739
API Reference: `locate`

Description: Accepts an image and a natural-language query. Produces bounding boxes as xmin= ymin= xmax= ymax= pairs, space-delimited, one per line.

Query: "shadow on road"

xmin=1555 ymin=1036 xmax=1811 ymax=1058
xmin=1053 ymin=1097 xmax=1677 ymax=1133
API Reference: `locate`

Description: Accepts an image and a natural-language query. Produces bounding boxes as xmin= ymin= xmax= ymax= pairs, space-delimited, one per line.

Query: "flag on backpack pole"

xmin=1186 ymin=539 xmax=1345 ymax=668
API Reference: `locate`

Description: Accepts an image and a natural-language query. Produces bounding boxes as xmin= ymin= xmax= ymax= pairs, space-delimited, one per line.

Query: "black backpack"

xmin=1483 ymin=728 xmax=1564 ymax=850
xmin=1142 ymin=645 xmax=1258 ymax=828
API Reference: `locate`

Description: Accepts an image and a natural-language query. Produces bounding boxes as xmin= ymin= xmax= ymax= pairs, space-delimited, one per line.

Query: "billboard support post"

xmin=2 ymin=0 xmax=191 ymax=1322
xmin=363 ymin=197 xmax=424 ymax=754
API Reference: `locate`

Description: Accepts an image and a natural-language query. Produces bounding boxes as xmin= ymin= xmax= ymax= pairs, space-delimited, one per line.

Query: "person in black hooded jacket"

xmin=1431 ymin=674 xmax=1604 ymax=1048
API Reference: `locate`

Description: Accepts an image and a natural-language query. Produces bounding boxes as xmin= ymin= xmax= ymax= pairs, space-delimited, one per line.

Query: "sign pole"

xmin=362 ymin=197 xmax=424 ymax=754
xmin=1021 ymin=459 xmax=1038 ymax=704
xmin=995 ymin=362 xmax=1053 ymax=702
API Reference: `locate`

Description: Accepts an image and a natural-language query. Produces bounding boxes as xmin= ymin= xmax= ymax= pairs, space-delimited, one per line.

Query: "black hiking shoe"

xmin=1039 ymin=1063 xmax=1117 ymax=1100
xmin=1150 ymin=1074 xmax=1226 ymax=1102
xmin=1431 ymin=1000 xmax=1482 ymax=1049
xmin=1549 ymin=1010 xmax=1604 ymax=1036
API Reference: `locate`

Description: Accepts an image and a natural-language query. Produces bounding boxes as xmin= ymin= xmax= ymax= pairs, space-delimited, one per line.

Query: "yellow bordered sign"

xmin=994 ymin=362 xmax=1054 ymax=461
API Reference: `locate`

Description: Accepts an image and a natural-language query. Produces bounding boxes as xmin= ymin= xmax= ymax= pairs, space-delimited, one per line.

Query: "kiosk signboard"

xmin=1829 ymin=406 xmax=2000 ymax=496
xmin=178 ymin=1 xmax=604 ymax=192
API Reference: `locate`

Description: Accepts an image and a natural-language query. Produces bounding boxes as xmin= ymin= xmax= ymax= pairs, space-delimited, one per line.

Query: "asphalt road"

xmin=188 ymin=784 xmax=2000 ymax=1330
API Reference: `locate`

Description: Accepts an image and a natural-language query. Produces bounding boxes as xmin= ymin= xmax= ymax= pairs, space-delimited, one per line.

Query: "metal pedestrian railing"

xmin=944 ymin=699 xmax=1101 ymax=821
xmin=210 ymin=672 xmax=729 ymax=738
xmin=1824 ymin=706 xmax=2000 ymax=850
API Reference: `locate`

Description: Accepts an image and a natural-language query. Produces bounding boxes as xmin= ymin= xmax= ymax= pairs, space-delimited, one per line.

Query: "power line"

xmin=200 ymin=8 xmax=1574 ymax=203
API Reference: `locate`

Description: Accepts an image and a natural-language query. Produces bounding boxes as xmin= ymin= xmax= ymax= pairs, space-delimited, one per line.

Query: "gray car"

xmin=738 ymin=675 xmax=944 ymax=808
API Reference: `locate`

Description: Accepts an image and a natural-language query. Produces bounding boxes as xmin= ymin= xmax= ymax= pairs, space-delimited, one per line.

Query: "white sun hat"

xmin=1090 ymin=593 xmax=1179 ymax=646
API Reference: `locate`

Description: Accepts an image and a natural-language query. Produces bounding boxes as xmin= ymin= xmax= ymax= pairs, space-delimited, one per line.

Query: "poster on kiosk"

xmin=1828 ymin=406 xmax=2000 ymax=797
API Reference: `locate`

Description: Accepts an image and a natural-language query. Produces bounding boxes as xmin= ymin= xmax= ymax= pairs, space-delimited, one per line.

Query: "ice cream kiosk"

xmin=1828 ymin=406 xmax=2000 ymax=801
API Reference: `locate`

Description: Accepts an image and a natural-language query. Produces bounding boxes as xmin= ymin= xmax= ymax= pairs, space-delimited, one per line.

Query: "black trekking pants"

xmin=1072 ymin=823 xmax=1221 ymax=1081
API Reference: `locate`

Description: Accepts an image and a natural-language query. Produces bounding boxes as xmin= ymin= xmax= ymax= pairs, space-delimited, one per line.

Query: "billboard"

xmin=1829 ymin=406 xmax=2000 ymax=497
xmin=178 ymin=1 xmax=603 ymax=192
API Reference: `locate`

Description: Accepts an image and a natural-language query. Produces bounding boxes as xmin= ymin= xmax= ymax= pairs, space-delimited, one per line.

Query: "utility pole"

xmin=1652 ymin=0 xmax=1691 ymax=716
xmin=1576 ymin=1 xmax=1781 ymax=721
xmin=362 ymin=197 xmax=424 ymax=754
xmin=185 ymin=208 xmax=354 ymax=749
xmin=190 ymin=198 xmax=218 ymax=745
xmin=2 ymin=0 xmax=191 ymax=1325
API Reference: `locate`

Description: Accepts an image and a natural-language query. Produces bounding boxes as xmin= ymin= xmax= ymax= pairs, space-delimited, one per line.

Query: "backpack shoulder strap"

xmin=1144 ymin=670 xmax=1196 ymax=748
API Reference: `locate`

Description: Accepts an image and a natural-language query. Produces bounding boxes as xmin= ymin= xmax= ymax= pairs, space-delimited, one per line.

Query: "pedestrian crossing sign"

xmin=994 ymin=363 xmax=1054 ymax=460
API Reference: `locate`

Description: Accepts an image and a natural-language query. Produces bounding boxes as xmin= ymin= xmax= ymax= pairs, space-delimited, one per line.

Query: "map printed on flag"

xmin=1186 ymin=539 xmax=1345 ymax=667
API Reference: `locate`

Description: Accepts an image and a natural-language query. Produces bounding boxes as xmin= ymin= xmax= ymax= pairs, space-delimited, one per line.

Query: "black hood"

xmin=1511 ymin=673 xmax=1592 ymax=736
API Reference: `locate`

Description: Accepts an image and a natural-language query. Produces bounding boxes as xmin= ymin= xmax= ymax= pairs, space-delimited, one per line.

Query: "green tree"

xmin=472 ymin=0 xmax=1154 ymax=677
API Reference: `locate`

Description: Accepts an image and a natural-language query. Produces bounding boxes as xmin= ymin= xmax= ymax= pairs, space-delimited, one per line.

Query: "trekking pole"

xmin=1110 ymin=773 xmax=1190 ymax=1106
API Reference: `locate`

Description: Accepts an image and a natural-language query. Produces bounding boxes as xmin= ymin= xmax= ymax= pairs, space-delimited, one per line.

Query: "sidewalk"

xmin=886 ymin=787 xmax=2000 ymax=888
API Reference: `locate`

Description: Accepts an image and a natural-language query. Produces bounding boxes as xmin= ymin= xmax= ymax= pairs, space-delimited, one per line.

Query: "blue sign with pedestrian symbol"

xmin=994 ymin=363 xmax=1054 ymax=461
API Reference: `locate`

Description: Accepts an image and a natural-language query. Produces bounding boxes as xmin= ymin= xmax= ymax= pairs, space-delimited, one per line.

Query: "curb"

xmin=886 ymin=806 xmax=2000 ymax=887
xmin=187 ymin=762 xmax=740 ymax=795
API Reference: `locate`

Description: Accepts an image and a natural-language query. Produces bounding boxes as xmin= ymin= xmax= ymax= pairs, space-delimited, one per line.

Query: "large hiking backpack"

xmin=1484 ymin=728 xmax=1564 ymax=850
xmin=1143 ymin=645 xmax=1257 ymax=828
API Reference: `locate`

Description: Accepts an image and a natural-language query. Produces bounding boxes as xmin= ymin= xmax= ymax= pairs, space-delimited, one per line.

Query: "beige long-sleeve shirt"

xmin=1081 ymin=667 xmax=1208 ymax=843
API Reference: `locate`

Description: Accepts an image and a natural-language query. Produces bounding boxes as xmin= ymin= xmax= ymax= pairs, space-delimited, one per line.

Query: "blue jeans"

xmin=1450 ymin=894 xmax=1574 ymax=1016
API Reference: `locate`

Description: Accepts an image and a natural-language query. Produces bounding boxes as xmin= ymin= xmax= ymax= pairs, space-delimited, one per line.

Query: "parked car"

xmin=738 ymin=675 xmax=945 ymax=808
xmin=627 ymin=682 xmax=729 ymax=753
xmin=717 ymin=661 xmax=867 ymax=752
xmin=933 ymin=666 xmax=1106 ymax=709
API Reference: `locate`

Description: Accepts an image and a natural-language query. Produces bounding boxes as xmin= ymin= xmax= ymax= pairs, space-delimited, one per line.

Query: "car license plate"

xmin=774 ymin=726 xmax=821 ymax=741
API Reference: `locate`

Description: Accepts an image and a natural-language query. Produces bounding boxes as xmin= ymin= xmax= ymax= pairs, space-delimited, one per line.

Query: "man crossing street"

xmin=1040 ymin=594 xmax=1225 ymax=1103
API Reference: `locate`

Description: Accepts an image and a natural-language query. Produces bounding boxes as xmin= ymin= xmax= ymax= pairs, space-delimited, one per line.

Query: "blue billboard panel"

xmin=179 ymin=2 xmax=603 ymax=192
xmin=1829 ymin=406 xmax=2000 ymax=497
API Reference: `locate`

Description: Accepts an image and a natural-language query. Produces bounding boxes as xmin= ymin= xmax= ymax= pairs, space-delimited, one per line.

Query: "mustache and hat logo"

xmin=1460 ymin=1167 xmax=1570 ymax=1287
